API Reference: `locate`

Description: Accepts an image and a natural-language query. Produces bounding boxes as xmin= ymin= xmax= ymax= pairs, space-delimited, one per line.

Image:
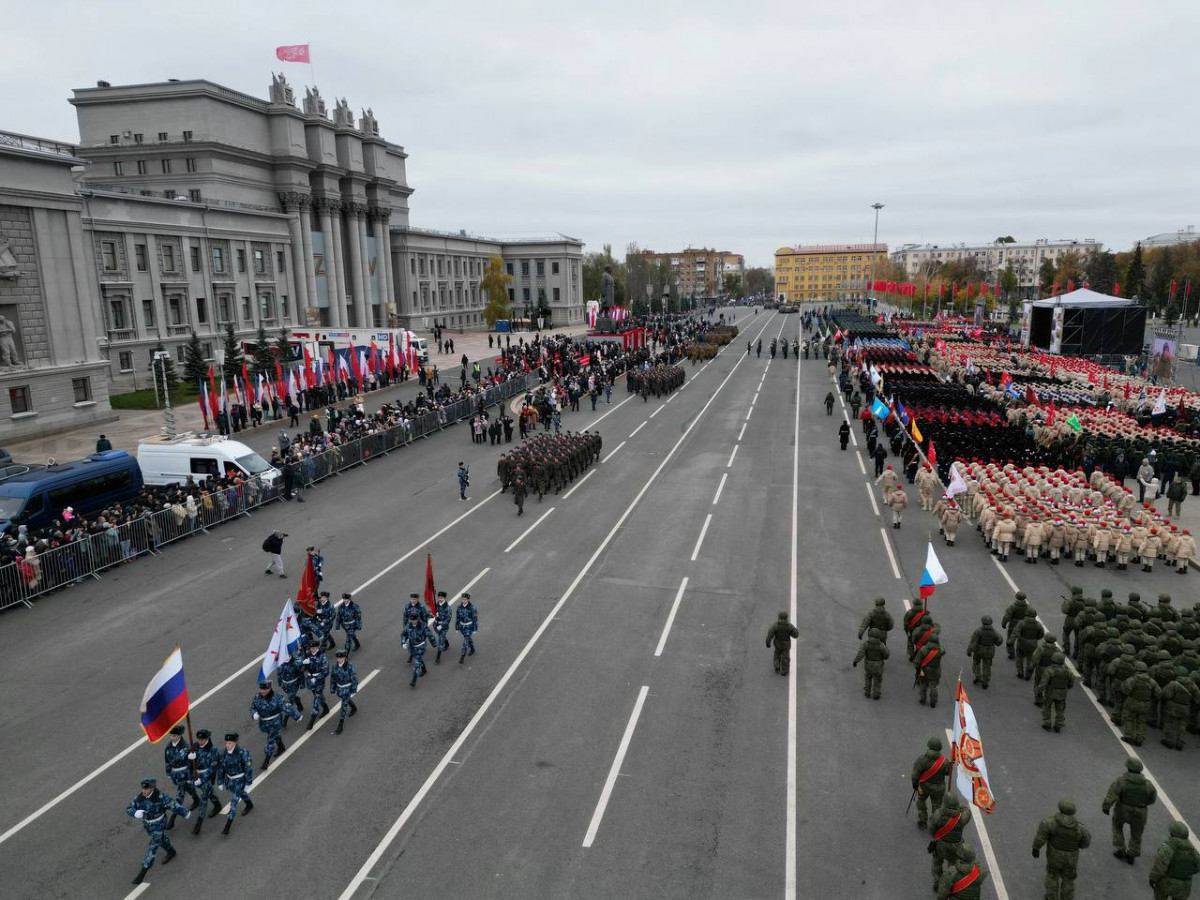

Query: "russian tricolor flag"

xmin=139 ymin=647 xmax=189 ymax=743
xmin=919 ymin=542 xmax=948 ymax=600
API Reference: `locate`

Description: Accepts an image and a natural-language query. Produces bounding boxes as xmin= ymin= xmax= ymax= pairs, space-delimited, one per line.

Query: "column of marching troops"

xmin=497 ymin=431 xmax=604 ymax=516
xmin=124 ymin=557 xmax=481 ymax=885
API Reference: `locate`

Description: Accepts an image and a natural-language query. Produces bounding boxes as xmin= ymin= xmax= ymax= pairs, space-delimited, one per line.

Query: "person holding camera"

xmin=263 ymin=531 xmax=287 ymax=577
xmin=457 ymin=462 xmax=470 ymax=501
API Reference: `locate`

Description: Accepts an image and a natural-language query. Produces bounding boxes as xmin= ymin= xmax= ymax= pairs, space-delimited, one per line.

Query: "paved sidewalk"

xmin=4 ymin=324 xmax=590 ymax=463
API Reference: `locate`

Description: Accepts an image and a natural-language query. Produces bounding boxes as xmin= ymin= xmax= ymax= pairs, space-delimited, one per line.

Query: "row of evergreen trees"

xmin=150 ymin=324 xmax=292 ymax=388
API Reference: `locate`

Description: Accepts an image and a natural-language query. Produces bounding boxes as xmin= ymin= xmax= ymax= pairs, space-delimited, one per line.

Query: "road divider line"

xmin=504 ymin=508 xmax=555 ymax=553
xmin=122 ymin=884 xmax=151 ymax=900
xmin=582 ymin=685 xmax=650 ymax=848
xmin=786 ymin=310 xmax=802 ymax=900
xmin=880 ymin=527 xmax=901 ymax=579
xmin=690 ymin=514 xmax=713 ymax=561
xmin=737 ymin=422 xmax=747 ymax=441
xmin=712 ymin=474 xmax=728 ymax=506
xmin=587 ymin=395 xmax=634 ymax=428
xmin=727 ymin=445 xmax=739 ymax=468
xmin=629 ymin=421 xmax=646 ymax=438
xmin=335 ymin=312 xmax=775 ymax=900
xmin=602 ymin=441 xmax=627 ymax=463
xmin=745 ymin=407 xmax=753 ymax=422
xmin=649 ymin=406 xmax=663 ymax=419
xmin=562 ymin=469 xmax=595 ymax=499
xmin=865 ymin=482 xmax=880 ymax=517
xmin=945 ymin=729 xmax=1011 ymax=900
xmin=856 ymin=453 xmax=866 ymax=475
xmin=654 ymin=577 xmax=689 ymax=657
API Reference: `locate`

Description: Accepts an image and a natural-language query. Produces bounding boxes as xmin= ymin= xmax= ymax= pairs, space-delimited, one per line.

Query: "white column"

xmin=317 ymin=198 xmax=345 ymax=327
xmin=344 ymin=204 xmax=366 ymax=328
xmin=328 ymin=200 xmax=349 ymax=328
xmin=356 ymin=211 xmax=372 ymax=327
xmin=279 ymin=193 xmax=311 ymax=322
xmin=297 ymin=198 xmax=319 ymax=324
xmin=373 ymin=210 xmax=396 ymax=319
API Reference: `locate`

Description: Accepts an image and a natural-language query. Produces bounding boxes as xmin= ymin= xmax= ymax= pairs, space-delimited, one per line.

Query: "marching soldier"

xmin=1060 ymin=586 xmax=1085 ymax=657
xmin=966 ymin=615 xmax=1002 ymax=689
xmin=433 ymin=590 xmax=453 ymax=663
xmin=915 ymin=633 xmax=945 ymax=707
xmin=911 ymin=737 xmax=950 ymax=831
xmin=1150 ymin=822 xmax=1199 ymax=899
xmin=315 ymin=591 xmax=337 ymax=651
xmin=888 ymin=484 xmax=908 ymax=529
xmin=1031 ymin=634 xmax=1061 ymax=706
xmin=300 ymin=639 xmax=329 ymax=730
xmin=1032 ymin=799 xmax=1091 ymax=900
xmin=188 ymin=728 xmax=223 ymax=835
xmin=767 ymin=611 xmax=800 ymax=676
xmin=513 ymin=472 xmax=528 ymax=516
xmin=216 ymin=732 xmax=254 ymax=836
xmin=335 ymin=591 xmax=363 ymax=655
xmin=1121 ymin=661 xmax=1162 ymax=746
xmin=329 ymin=650 xmax=359 ymax=734
xmin=1001 ymin=591 xmax=1029 ymax=660
xmin=162 ymin=724 xmax=200 ymax=824
xmin=852 ymin=627 xmax=889 ymax=698
xmin=858 ymin=597 xmax=895 ymax=644
xmin=250 ymin=680 xmax=301 ymax=769
xmin=904 ymin=598 xmax=929 ymax=657
xmin=1039 ymin=652 xmax=1074 ymax=732
xmin=1015 ymin=608 xmax=1045 ymax=680
xmin=1103 ymin=757 xmax=1157 ymax=863
xmin=929 ymin=794 xmax=972 ymax=890
xmin=403 ymin=592 xmax=426 ymax=662
xmin=275 ymin=654 xmax=304 ymax=723
xmin=401 ymin=612 xmax=434 ymax=687
xmin=456 ymin=592 xmax=479 ymax=663
xmin=1161 ymin=667 xmax=1200 ymax=750
xmin=937 ymin=843 xmax=988 ymax=899
xmin=126 ymin=777 xmax=190 ymax=884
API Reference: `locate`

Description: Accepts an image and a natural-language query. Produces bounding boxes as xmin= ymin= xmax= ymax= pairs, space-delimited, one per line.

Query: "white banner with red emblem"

xmin=951 ymin=679 xmax=996 ymax=813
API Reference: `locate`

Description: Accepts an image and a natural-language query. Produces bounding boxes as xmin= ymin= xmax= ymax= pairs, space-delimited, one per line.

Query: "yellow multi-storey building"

xmin=773 ymin=243 xmax=887 ymax=303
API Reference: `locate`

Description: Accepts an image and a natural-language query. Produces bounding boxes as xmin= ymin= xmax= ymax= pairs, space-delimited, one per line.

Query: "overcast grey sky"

xmin=4 ymin=0 xmax=1196 ymax=266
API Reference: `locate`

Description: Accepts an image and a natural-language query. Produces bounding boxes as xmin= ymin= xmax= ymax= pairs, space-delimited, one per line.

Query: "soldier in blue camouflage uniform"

xmin=250 ymin=680 xmax=301 ymax=769
xmin=162 ymin=724 xmax=199 ymax=827
xmin=315 ymin=591 xmax=337 ymax=651
xmin=456 ymin=592 xmax=479 ymax=663
xmin=330 ymin=650 xmax=359 ymax=734
xmin=189 ymin=728 xmax=223 ymax=835
xmin=127 ymin=776 xmax=189 ymax=884
xmin=307 ymin=545 xmax=325 ymax=585
xmin=336 ymin=591 xmax=363 ymax=655
xmin=433 ymin=590 xmax=452 ymax=663
xmin=300 ymin=639 xmax=329 ymax=730
xmin=403 ymin=592 xmax=426 ymax=662
xmin=275 ymin=656 xmax=304 ymax=722
xmin=402 ymin=612 xmax=434 ymax=687
xmin=217 ymin=732 xmax=254 ymax=835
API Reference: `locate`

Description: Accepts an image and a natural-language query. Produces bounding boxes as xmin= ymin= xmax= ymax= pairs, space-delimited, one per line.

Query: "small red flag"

xmin=1026 ymin=385 xmax=1039 ymax=406
xmin=927 ymin=440 xmax=937 ymax=467
xmin=274 ymin=358 xmax=285 ymax=398
xmin=1067 ymin=279 xmax=1075 ymax=293
xmin=296 ymin=554 xmax=318 ymax=616
xmin=423 ymin=552 xmax=437 ymax=616
xmin=348 ymin=341 xmax=362 ymax=385
xmin=1047 ymin=403 xmax=1056 ymax=427
xmin=275 ymin=44 xmax=311 ymax=63
xmin=1113 ymin=282 xmax=1121 ymax=296
xmin=206 ymin=366 xmax=220 ymax=421
xmin=1051 ymin=280 xmax=1059 ymax=296
xmin=1169 ymin=280 xmax=1179 ymax=299
xmin=1123 ymin=381 xmax=1131 ymax=400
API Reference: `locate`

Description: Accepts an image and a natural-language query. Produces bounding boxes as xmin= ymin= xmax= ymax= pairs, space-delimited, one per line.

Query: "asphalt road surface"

xmin=0 ymin=306 xmax=1196 ymax=900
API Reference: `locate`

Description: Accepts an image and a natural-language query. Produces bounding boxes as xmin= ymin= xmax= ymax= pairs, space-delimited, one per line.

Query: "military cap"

xmin=409 ymin=592 xmax=419 ymax=598
xmin=169 ymin=724 xmax=185 ymax=736
xmin=462 ymin=592 xmax=472 ymax=599
xmin=1015 ymin=591 xmax=1027 ymax=601
xmin=1126 ymin=757 xmax=1143 ymax=772
xmin=874 ymin=597 xmax=886 ymax=606
xmin=140 ymin=778 xmax=157 ymax=789
xmin=927 ymin=737 xmax=942 ymax=751
xmin=1101 ymin=589 xmax=1113 ymax=598
xmin=778 ymin=611 xmax=789 ymax=620
xmin=946 ymin=794 xmax=962 ymax=810
xmin=1129 ymin=592 xmax=1142 ymax=603
xmin=342 ymin=592 xmax=352 ymax=600
xmin=258 ymin=680 xmax=271 ymax=689
xmin=437 ymin=590 xmax=448 ymax=598
xmin=224 ymin=732 xmax=239 ymax=742
xmin=1043 ymin=634 xmax=1058 ymax=643
xmin=1158 ymin=594 xmax=1172 ymax=605
xmin=1070 ymin=585 xmax=1083 ymax=596
xmin=981 ymin=615 xmax=993 ymax=625
xmin=335 ymin=650 xmax=347 ymax=658
xmin=1135 ymin=661 xmax=1149 ymax=672
xmin=1170 ymin=821 xmax=1190 ymax=839
xmin=1058 ymin=798 xmax=1076 ymax=815
xmin=196 ymin=729 xmax=211 ymax=739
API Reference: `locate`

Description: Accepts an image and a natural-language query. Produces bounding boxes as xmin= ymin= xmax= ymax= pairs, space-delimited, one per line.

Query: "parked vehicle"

xmin=136 ymin=434 xmax=278 ymax=486
xmin=0 ymin=451 xmax=144 ymax=533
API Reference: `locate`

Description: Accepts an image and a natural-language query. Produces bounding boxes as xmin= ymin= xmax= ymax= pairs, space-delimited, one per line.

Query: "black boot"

xmin=295 ymin=696 xmax=304 ymax=713
xmin=242 ymin=797 xmax=253 ymax=815
xmin=353 ymin=637 xmax=361 ymax=650
xmin=410 ymin=671 xmax=418 ymax=687
xmin=188 ymin=787 xmax=200 ymax=809
xmin=261 ymin=756 xmax=271 ymax=771
xmin=162 ymin=847 xmax=176 ymax=865
xmin=459 ymin=654 xmax=466 ymax=664
xmin=348 ymin=702 xmax=357 ymax=717
xmin=210 ymin=796 xmax=222 ymax=818
xmin=167 ymin=813 xmax=178 ymax=830
xmin=133 ymin=866 xmax=150 ymax=885
xmin=222 ymin=820 xmax=232 ymax=836
xmin=307 ymin=715 xmax=317 ymax=732
xmin=334 ymin=719 xmax=344 ymax=735
xmin=276 ymin=736 xmax=286 ymax=754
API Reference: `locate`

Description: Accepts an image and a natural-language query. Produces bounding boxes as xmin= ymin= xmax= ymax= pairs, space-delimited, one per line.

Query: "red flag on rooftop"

xmin=423 ymin=552 xmax=437 ymax=616
xmin=295 ymin=553 xmax=318 ymax=616
xmin=275 ymin=44 xmax=311 ymax=63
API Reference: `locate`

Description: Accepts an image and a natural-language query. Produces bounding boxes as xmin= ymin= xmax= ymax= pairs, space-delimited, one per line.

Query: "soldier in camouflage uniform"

xmin=1121 ymin=661 xmax=1162 ymax=746
xmin=1039 ymin=652 xmax=1074 ymax=732
xmin=852 ymin=627 xmax=889 ymax=699
xmin=1161 ymin=667 xmax=1200 ymax=750
xmin=1001 ymin=591 xmax=1029 ymax=660
xmin=966 ymin=615 xmax=1002 ymax=688
xmin=1033 ymin=798 xmax=1091 ymax=900
xmin=329 ymin=650 xmax=359 ymax=734
xmin=250 ymin=680 xmax=301 ymax=770
xmin=1060 ymin=586 xmax=1085 ymax=657
xmin=162 ymin=724 xmax=200 ymax=824
xmin=216 ymin=732 xmax=254 ymax=835
xmin=1015 ymin=608 xmax=1045 ymax=680
xmin=911 ymin=737 xmax=950 ymax=831
xmin=275 ymin=655 xmax=304 ymax=721
xmin=766 ymin=611 xmax=799 ymax=676
xmin=937 ymin=843 xmax=988 ymax=899
xmin=189 ymin=728 xmax=223 ymax=835
xmin=335 ymin=591 xmax=363 ymax=655
xmin=300 ymin=639 xmax=330 ymax=730
xmin=904 ymin=597 xmax=929 ymax=657
xmin=858 ymin=597 xmax=895 ymax=644
xmin=915 ymin=633 xmax=945 ymax=707
xmin=1103 ymin=756 xmax=1157 ymax=863
xmin=929 ymin=793 xmax=972 ymax=889
xmin=1150 ymin=822 xmax=1199 ymax=899
xmin=126 ymin=777 xmax=190 ymax=884
xmin=1031 ymin=634 xmax=1061 ymax=707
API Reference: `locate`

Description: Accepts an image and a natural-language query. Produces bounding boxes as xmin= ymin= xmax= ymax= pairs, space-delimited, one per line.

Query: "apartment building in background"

xmin=633 ymin=247 xmax=741 ymax=298
xmin=891 ymin=238 xmax=1101 ymax=298
xmin=773 ymin=243 xmax=887 ymax=303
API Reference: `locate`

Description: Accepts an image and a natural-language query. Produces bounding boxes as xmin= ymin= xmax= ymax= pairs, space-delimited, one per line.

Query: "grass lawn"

xmin=109 ymin=382 xmax=199 ymax=410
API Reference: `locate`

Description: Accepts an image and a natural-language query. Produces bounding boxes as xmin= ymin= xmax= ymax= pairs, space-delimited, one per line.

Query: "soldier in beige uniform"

xmin=1093 ymin=519 xmax=1113 ymax=567
xmin=917 ymin=465 xmax=937 ymax=511
xmin=993 ymin=512 xmax=1017 ymax=562
xmin=1022 ymin=515 xmax=1045 ymax=564
xmin=1046 ymin=518 xmax=1066 ymax=565
xmin=876 ymin=465 xmax=898 ymax=502
xmin=1175 ymin=529 xmax=1196 ymax=574
xmin=1141 ymin=528 xmax=1162 ymax=572
xmin=1115 ymin=527 xmax=1134 ymax=570
xmin=941 ymin=499 xmax=962 ymax=546
xmin=889 ymin=484 xmax=909 ymax=529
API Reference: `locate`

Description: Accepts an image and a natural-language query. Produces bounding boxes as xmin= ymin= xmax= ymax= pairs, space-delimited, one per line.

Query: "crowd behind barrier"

xmin=0 ymin=374 xmax=538 ymax=613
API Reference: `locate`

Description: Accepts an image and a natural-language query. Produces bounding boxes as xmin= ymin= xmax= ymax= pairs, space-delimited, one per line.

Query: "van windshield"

xmin=235 ymin=452 xmax=273 ymax=475
xmin=0 ymin=496 xmax=26 ymax=519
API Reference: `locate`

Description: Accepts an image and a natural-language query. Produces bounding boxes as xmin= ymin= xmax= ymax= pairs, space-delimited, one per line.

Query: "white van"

xmin=136 ymin=434 xmax=279 ymax=486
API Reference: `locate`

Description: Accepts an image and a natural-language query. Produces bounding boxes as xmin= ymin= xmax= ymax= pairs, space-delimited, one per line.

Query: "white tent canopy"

xmin=1029 ymin=288 xmax=1135 ymax=309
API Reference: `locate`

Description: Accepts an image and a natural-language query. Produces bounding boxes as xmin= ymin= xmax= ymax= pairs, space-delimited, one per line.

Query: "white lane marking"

xmin=786 ymin=336 xmax=801 ymax=900
xmin=690 ymin=514 xmax=713 ymax=561
xmin=582 ymin=685 xmax=651 ymax=848
xmin=880 ymin=527 xmax=901 ymax=580
xmin=737 ymin=423 xmax=747 ymax=441
xmin=751 ymin=391 xmax=758 ymax=406
xmin=562 ymin=469 xmax=595 ymax=499
xmin=122 ymin=884 xmax=151 ymax=900
xmin=649 ymin=406 xmax=663 ymax=419
xmin=602 ymin=441 xmax=627 ymax=463
xmin=221 ymin=667 xmax=383 ymax=812
xmin=456 ymin=568 xmax=491 ymax=598
xmin=629 ymin=421 xmax=647 ymax=438
xmin=865 ymin=482 xmax=880 ymax=517
xmin=504 ymin=508 xmax=555 ymax=553
xmin=336 ymin=315 xmax=775 ymax=900
xmin=352 ymin=491 xmax=500 ymax=594
xmin=745 ymin=407 xmax=753 ymax=422
xmin=994 ymin=557 xmax=1200 ymax=852
xmin=727 ymin=445 xmax=739 ymax=468
xmin=945 ymin=729 xmax=1012 ymax=900
xmin=587 ymin=395 xmax=634 ymax=428
xmin=712 ymin=474 xmax=728 ymax=506
xmin=654 ymin=577 xmax=689 ymax=657
xmin=856 ymin=453 xmax=866 ymax=476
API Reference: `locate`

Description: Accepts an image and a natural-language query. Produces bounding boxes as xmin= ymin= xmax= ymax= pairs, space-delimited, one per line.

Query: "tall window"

xmin=157 ymin=132 xmax=168 ymax=142
xmin=552 ymin=261 xmax=560 ymax=275
xmin=259 ymin=293 xmax=275 ymax=320
xmin=536 ymin=260 xmax=545 ymax=276
xmin=72 ymin=378 xmax=92 ymax=403
xmin=168 ymin=295 xmax=184 ymax=326
xmin=185 ymin=158 xmax=196 ymax=173
xmin=161 ymin=159 xmax=172 ymax=174
xmin=113 ymin=161 xmax=124 ymax=176
xmin=161 ymin=244 xmax=176 ymax=272
xmin=190 ymin=245 xmax=201 ymax=272
xmin=280 ymin=295 xmax=289 ymax=319
xmin=521 ymin=260 xmax=530 ymax=276
xmin=182 ymin=130 xmax=193 ymax=142
xmin=218 ymin=295 xmax=232 ymax=323
xmin=237 ymin=248 xmax=246 ymax=273
xmin=142 ymin=298 xmax=156 ymax=327
xmin=101 ymin=241 xmax=118 ymax=271
xmin=135 ymin=244 xmax=147 ymax=272
xmin=133 ymin=133 xmax=144 ymax=144
xmin=108 ymin=299 xmax=127 ymax=330
xmin=212 ymin=246 xmax=225 ymax=273
xmin=241 ymin=296 xmax=252 ymax=319
xmin=9 ymin=386 xmax=31 ymax=415
xmin=253 ymin=249 xmax=266 ymax=274
xmin=118 ymin=351 xmax=133 ymax=371
xmin=136 ymin=160 xmax=148 ymax=175
xmin=195 ymin=297 xmax=207 ymax=324
xmin=188 ymin=189 xmax=201 ymax=203
xmin=277 ymin=250 xmax=285 ymax=274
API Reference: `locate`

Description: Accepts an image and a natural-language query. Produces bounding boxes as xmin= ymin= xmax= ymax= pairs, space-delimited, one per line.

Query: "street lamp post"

xmin=869 ymin=202 xmax=884 ymax=312
xmin=153 ymin=350 xmax=177 ymax=439
xmin=644 ymin=282 xmax=653 ymax=319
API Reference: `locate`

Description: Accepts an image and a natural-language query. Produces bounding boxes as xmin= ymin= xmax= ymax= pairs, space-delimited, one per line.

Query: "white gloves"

xmin=187 ymin=752 xmax=196 ymax=760
xmin=252 ymin=712 xmax=260 ymax=721
xmin=134 ymin=810 xmax=144 ymax=819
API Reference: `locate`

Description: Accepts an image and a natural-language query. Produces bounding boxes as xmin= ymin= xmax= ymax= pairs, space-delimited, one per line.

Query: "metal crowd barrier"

xmin=0 ymin=373 xmax=538 ymax=612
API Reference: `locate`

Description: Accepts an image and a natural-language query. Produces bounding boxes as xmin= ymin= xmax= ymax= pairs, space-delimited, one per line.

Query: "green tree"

xmin=583 ymin=244 xmax=626 ymax=307
xmin=152 ymin=340 xmax=181 ymax=387
xmin=744 ymin=266 xmax=775 ymax=298
xmin=995 ymin=235 xmax=1017 ymax=244
xmin=1038 ymin=258 xmax=1058 ymax=296
xmin=1123 ymin=242 xmax=1146 ymax=300
xmin=535 ymin=289 xmax=551 ymax=328
xmin=1000 ymin=261 xmax=1020 ymax=321
xmin=1147 ymin=247 xmax=1174 ymax=314
xmin=181 ymin=330 xmax=205 ymax=385
xmin=1084 ymin=250 xmax=1118 ymax=295
xmin=221 ymin=323 xmax=242 ymax=383
xmin=275 ymin=326 xmax=291 ymax=362
xmin=250 ymin=324 xmax=274 ymax=377
xmin=480 ymin=254 xmax=513 ymax=327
